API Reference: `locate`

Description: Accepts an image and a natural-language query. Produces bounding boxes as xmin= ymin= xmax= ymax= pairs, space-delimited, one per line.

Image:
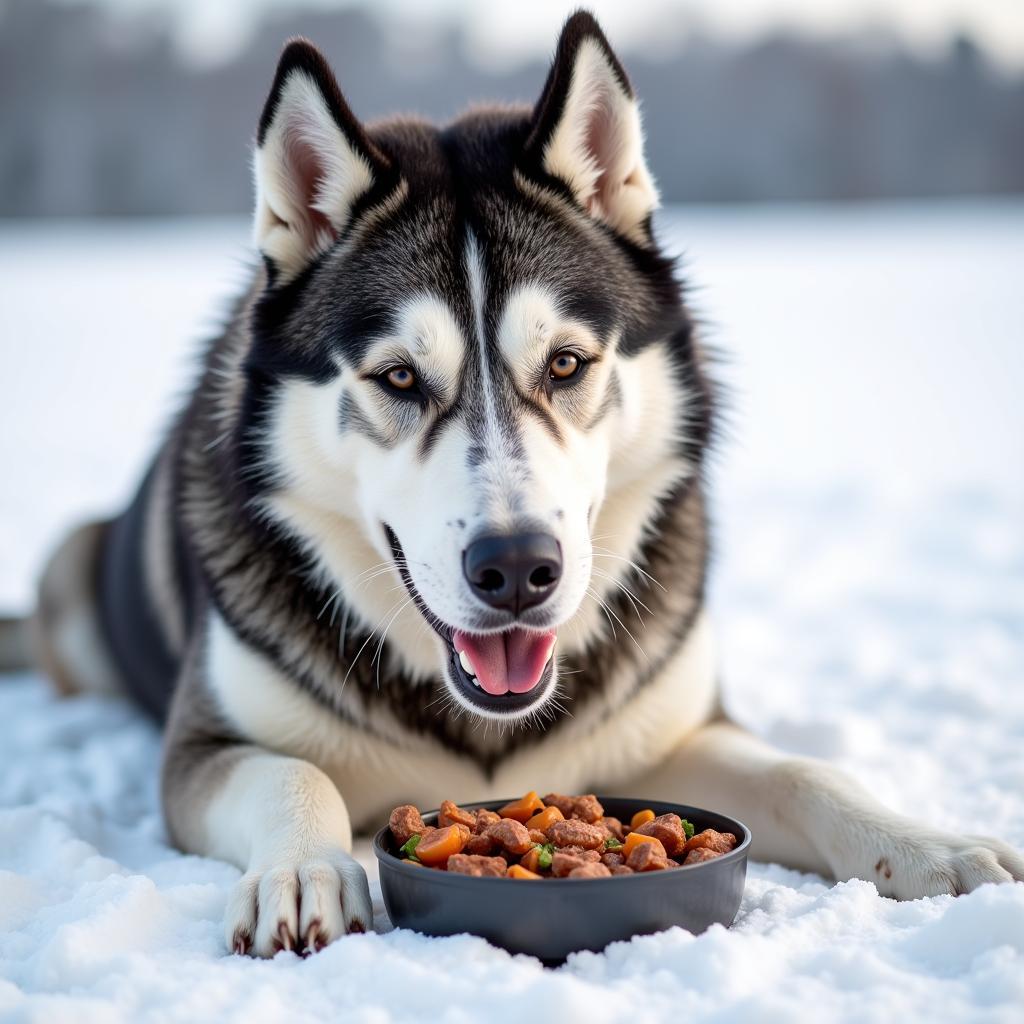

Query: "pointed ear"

xmin=253 ymin=39 xmax=391 ymax=282
xmin=522 ymin=12 xmax=658 ymax=245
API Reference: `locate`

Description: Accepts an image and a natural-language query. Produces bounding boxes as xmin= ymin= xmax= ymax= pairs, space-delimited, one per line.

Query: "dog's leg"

xmin=628 ymin=720 xmax=1024 ymax=898
xmin=162 ymin=658 xmax=372 ymax=957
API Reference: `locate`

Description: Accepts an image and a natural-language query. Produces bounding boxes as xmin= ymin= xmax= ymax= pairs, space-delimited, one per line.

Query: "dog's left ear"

xmin=253 ymin=39 xmax=392 ymax=283
xmin=522 ymin=11 xmax=658 ymax=245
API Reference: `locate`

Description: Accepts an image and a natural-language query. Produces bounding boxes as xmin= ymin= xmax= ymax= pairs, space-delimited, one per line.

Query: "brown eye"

xmin=386 ymin=366 xmax=416 ymax=390
xmin=549 ymin=351 xmax=580 ymax=381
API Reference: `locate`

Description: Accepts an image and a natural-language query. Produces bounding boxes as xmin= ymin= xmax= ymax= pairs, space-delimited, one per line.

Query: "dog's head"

xmin=245 ymin=13 xmax=707 ymax=722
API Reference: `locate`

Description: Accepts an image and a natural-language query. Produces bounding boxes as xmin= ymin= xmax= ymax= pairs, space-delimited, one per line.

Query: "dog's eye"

xmin=372 ymin=363 xmax=426 ymax=404
xmin=384 ymin=366 xmax=417 ymax=391
xmin=548 ymin=351 xmax=582 ymax=382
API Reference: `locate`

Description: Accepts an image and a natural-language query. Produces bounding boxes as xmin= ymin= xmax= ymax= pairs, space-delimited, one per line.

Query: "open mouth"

xmin=384 ymin=526 xmax=558 ymax=714
xmin=448 ymin=627 xmax=557 ymax=711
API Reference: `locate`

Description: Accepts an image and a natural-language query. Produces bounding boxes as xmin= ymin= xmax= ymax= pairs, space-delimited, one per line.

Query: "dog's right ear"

xmin=253 ymin=40 xmax=390 ymax=283
xmin=522 ymin=12 xmax=658 ymax=246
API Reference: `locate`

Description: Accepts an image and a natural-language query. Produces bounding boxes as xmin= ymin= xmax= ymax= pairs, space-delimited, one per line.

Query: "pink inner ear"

xmin=283 ymin=123 xmax=336 ymax=244
xmin=581 ymin=81 xmax=622 ymax=216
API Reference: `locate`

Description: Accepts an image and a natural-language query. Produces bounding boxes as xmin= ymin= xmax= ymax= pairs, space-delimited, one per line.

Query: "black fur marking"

xmin=233 ymin=335 xmax=337 ymax=498
xmin=339 ymin=392 xmax=392 ymax=449
xmin=417 ymin=403 xmax=460 ymax=462
xmin=97 ymin=461 xmax=187 ymax=720
xmin=505 ymin=378 xmax=566 ymax=447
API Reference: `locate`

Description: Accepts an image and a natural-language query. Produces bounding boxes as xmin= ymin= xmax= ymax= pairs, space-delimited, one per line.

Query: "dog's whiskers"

xmin=586 ymin=586 xmax=618 ymax=640
xmin=589 ymin=566 xmax=653 ymax=624
xmin=371 ymin=598 xmax=414 ymax=690
xmin=585 ymin=587 xmax=650 ymax=663
xmin=352 ymin=562 xmax=400 ymax=587
xmin=424 ymin=691 xmax=450 ymax=712
xmin=338 ymin=604 xmax=351 ymax=657
xmin=590 ymin=543 xmax=666 ymax=591
xmin=317 ymin=586 xmax=344 ymax=622
xmin=340 ymin=594 xmax=408 ymax=692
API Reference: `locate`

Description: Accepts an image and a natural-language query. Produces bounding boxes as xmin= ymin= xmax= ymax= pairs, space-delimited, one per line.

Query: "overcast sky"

xmin=58 ymin=0 xmax=1024 ymax=71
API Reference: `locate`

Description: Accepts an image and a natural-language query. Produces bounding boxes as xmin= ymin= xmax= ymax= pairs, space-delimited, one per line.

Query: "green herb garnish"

xmin=400 ymin=834 xmax=422 ymax=860
xmin=604 ymin=837 xmax=623 ymax=849
xmin=680 ymin=819 xmax=695 ymax=841
xmin=536 ymin=843 xmax=555 ymax=870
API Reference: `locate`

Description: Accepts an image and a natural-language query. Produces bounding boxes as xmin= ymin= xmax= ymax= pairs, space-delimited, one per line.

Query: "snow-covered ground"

xmin=1 ymin=203 xmax=1022 ymax=1022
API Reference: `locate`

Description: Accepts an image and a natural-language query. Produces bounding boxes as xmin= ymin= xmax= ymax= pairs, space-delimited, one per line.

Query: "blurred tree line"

xmin=1 ymin=0 xmax=1022 ymax=216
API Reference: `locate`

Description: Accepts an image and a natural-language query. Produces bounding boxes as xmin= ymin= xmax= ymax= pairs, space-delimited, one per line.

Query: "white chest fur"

xmin=206 ymin=608 xmax=718 ymax=829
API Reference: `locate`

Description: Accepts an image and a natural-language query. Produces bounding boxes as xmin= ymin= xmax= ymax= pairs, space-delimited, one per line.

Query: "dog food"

xmin=387 ymin=791 xmax=738 ymax=879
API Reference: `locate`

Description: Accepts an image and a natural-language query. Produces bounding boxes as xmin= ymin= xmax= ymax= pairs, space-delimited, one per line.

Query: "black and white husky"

xmin=15 ymin=11 xmax=1022 ymax=957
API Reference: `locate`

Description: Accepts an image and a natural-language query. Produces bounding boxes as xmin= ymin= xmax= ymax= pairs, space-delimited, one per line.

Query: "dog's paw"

xmin=225 ymin=850 xmax=372 ymax=957
xmin=868 ymin=832 xmax=1024 ymax=900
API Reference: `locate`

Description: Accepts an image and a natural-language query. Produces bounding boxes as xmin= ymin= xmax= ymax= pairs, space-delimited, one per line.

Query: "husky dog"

xmin=14 ymin=11 xmax=1022 ymax=957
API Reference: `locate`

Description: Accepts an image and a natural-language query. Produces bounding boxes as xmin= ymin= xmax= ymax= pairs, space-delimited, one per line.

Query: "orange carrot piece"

xmin=415 ymin=824 xmax=471 ymax=866
xmin=497 ymin=791 xmax=545 ymax=823
xmin=623 ymin=831 xmax=666 ymax=858
xmin=524 ymin=805 xmax=565 ymax=831
xmin=521 ymin=847 xmax=544 ymax=873
xmin=630 ymin=808 xmax=656 ymax=830
xmin=507 ymin=864 xmax=542 ymax=879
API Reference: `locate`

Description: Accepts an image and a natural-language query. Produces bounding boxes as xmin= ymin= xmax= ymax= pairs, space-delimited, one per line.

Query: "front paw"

xmin=225 ymin=850 xmax=372 ymax=957
xmin=868 ymin=833 xmax=1024 ymax=900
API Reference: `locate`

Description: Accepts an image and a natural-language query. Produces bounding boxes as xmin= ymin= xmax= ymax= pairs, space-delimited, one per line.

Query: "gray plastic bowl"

xmin=373 ymin=796 xmax=750 ymax=961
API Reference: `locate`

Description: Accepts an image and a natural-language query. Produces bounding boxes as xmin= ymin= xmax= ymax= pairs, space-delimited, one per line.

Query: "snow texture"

xmin=1 ymin=203 xmax=1023 ymax=1022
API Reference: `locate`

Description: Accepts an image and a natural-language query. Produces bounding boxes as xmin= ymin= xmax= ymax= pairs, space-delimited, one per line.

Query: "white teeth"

xmin=459 ymin=648 xmax=476 ymax=678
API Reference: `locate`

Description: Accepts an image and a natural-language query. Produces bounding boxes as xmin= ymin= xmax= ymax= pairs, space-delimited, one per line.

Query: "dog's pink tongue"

xmin=505 ymin=629 xmax=557 ymax=693
xmin=453 ymin=628 xmax=556 ymax=696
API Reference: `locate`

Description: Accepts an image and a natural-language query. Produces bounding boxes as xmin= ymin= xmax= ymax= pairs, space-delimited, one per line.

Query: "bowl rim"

xmin=372 ymin=796 xmax=751 ymax=888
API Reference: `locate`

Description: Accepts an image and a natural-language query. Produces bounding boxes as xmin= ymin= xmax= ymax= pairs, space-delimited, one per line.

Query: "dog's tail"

xmin=0 ymin=615 xmax=33 ymax=673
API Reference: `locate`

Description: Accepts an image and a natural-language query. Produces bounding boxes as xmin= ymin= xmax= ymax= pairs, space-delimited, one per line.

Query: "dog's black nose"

xmin=463 ymin=533 xmax=562 ymax=615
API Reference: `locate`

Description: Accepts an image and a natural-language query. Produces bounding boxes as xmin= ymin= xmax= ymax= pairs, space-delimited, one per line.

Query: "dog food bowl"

xmin=374 ymin=796 xmax=750 ymax=962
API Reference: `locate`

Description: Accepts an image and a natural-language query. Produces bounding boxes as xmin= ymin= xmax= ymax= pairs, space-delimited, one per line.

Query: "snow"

xmin=1 ymin=202 xmax=1023 ymax=1022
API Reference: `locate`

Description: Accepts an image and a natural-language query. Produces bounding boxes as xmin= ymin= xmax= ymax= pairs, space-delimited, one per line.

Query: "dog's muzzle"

xmin=384 ymin=524 xmax=559 ymax=715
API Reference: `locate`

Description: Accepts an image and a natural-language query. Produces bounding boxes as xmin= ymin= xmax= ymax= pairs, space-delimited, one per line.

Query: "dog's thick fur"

xmin=23 ymin=11 xmax=1023 ymax=956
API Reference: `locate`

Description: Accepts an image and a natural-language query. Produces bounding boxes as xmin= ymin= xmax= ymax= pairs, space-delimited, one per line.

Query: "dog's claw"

xmin=347 ymin=918 xmax=365 ymax=934
xmin=232 ymin=931 xmax=251 ymax=956
xmin=273 ymin=920 xmax=294 ymax=953
xmin=303 ymin=920 xmax=322 ymax=955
